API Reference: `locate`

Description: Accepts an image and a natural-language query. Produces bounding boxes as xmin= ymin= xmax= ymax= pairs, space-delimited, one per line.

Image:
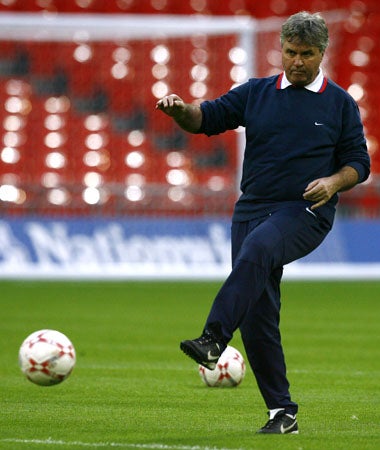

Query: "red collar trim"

xmin=318 ymin=76 xmax=328 ymax=93
xmin=276 ymin=72 xmax=284 ymax=89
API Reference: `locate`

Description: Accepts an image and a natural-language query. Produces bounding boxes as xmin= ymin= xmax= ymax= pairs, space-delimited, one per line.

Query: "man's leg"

xmin=239 ymin=266 xmax=298 ymax=415
xmin=204 ymin=206 xmax=331 ymax=342
xmin=181 ymin=206 xmax=331 ymax=371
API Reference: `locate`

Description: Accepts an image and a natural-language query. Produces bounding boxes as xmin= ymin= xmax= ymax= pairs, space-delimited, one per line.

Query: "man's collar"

xmin=276 ymin=70 xmax=328 ymax=93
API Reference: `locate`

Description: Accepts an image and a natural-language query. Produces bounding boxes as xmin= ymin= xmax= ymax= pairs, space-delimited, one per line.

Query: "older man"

xmin=156 ymin=11 xmax=370 ymax=434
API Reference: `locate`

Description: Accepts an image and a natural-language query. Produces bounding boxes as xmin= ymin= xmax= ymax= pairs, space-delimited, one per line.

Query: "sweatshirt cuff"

xmin=345 ymin=162 xmax=369 ymax=183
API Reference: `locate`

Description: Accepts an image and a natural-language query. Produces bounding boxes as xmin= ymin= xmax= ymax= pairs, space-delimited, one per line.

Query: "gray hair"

xmin=280 ymin=11 xmax=329 ymax=53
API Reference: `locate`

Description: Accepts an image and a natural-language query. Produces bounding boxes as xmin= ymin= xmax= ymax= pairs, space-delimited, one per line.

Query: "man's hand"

xmin=155 ymin=94 xmax=202 ymax=133
xmin=303 ymin=166 xmax=359 ymax=210
xmin=303 ymin=177 xmax=338 ymax=210
xmin=156 ymin=94 xmax=185 ymax=117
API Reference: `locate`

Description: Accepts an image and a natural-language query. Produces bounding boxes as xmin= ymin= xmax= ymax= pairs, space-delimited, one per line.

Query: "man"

xmin=156 ymin=12 xmax=370 ymax=434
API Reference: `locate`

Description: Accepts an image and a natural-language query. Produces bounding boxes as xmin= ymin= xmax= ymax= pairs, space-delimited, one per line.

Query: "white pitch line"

xmin=0 ymin=438 xmax=245 ymax=450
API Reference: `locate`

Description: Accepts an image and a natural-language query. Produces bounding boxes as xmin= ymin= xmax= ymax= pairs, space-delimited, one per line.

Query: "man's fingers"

xmin=304 ymin=179 xmax=319 ymax=193
xmin=156 ymin=97 xmax=171 ymax=109
xmin=310 ymin=201 xmax=324 ymax=210
xmin=156 ymin=94 xmax=183 ymax=109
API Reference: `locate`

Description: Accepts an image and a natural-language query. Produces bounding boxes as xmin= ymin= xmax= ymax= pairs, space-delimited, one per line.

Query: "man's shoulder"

xmin=233 ymin=74 xmax=278 ymax=95
xmin=326 ymin=78 xmax=351 ymax=96
xmin=325 ymin=78 xmax=359 ymax=105
xmin=247 ymin=74 xmax=279 ymax=86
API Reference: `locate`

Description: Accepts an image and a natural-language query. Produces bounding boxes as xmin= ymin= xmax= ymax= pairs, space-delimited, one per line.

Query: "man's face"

xmin=282 ymin=39 xmax=324 ymax=87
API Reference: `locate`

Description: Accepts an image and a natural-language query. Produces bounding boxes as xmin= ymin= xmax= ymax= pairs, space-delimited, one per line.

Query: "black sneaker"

xmin=180 ymin=330 xmax=226 ymax=370
xmin=257 ymin=410 xmax=299 ymax=434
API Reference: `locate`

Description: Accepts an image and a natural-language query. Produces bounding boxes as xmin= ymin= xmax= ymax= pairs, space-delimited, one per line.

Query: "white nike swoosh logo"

xmin=207 ymin=349 xmax=220 ymax=361
xmin=280 ymin=421 xmax=296 ymax=434
xmin=314 ymin=122 xmax=324 ymax=126
xmin=305 ymin=207 xmax=317 ymax=218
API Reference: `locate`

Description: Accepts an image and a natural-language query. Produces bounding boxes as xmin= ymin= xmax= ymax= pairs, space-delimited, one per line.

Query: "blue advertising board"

xmin=0 ymin=217 xmax=379 ymax=279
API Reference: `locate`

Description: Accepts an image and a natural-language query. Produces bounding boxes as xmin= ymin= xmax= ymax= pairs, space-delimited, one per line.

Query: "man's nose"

xmin=293 ymin=56 xmax=304 ymax=66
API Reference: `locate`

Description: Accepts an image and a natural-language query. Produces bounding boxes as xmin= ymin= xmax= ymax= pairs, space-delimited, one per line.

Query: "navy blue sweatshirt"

xmin=199 ymin=74 xmax=370 ymax=224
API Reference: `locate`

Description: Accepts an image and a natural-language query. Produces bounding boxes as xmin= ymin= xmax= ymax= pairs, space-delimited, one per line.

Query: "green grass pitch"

xmin=1 ymin=280 xmax=379 ymax=450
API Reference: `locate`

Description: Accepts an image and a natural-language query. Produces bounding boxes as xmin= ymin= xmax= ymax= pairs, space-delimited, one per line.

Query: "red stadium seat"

xmin=0 ymin=0 xmax=378 ymax=217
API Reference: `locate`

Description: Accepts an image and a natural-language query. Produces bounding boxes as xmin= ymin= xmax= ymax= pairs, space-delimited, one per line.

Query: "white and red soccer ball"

xmin=18 ymin=329 xmax=76 ymax=386
xmin=199 ymin=345 xmax=246 ymax=387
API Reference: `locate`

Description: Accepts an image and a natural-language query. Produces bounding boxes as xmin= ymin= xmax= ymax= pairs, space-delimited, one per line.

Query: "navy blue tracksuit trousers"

xmin=205 ymin=204 xmax=332 ymax=415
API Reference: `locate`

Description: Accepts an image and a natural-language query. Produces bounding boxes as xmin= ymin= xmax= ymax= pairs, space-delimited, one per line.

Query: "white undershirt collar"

xmin=280 ymin=69 xmax=325 ymax=92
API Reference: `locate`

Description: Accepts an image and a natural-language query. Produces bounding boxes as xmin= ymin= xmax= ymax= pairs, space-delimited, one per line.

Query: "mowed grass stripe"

xmin=1 ymin=438 xmax=244 ymax=450
xmin=1 ymin=281 xmax=379 ymax=450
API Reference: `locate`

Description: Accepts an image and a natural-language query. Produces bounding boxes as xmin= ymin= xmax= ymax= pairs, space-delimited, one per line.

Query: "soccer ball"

xmin=18 ymin=329 xmax=76 ymax=386
xmin=198 ymin=345 xmax=246 ymax=387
